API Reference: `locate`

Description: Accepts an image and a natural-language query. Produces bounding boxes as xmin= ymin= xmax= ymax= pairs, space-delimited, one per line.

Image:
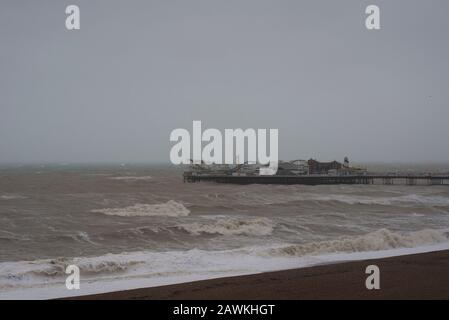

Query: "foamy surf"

xmin=91 ymin=200 xmax=190 ymax=217
xmin=177 ymin=217 xmax=274 ymax=236
xmin=1 ymin=228 xmax=449 ymax=300
xmin=267 ymin=228 xmax=449 ymax=257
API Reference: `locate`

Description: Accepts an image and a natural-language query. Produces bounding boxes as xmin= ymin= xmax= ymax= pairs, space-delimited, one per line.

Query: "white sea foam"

xmin=267 ymin=228 xmax=449 ymax=257
xmin=1 ymin=228 xmax=449 ymax=299
xmin=109 ymin=176 xmax=153 ymax=181
xmin=0 ymin=194 xmax=26 ymax=200
xmin=285 ymin=193 xmax=449 ymax=206
xmin=177 ymin=217 xmax=274 ymax=236
xmin=231 ymin=191 xmax=449 ymax=207
xmin=30 ymin=257 xmax=141 ymax=277
xmin=330 ymin=194 xmax=449 ymax=206
xmin=91 ymin=200 xmax=190 ymax=217
xmin=71 ymin=232 xmax=98 ymax=245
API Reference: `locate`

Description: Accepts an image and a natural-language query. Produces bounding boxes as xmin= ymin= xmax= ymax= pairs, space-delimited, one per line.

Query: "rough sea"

xmin=1 ymin=163 xmax=449 ymax=299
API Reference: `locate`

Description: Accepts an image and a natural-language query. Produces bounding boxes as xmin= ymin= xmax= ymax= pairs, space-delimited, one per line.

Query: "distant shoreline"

xmin=68 ymin=249 xmax=449 ymax=300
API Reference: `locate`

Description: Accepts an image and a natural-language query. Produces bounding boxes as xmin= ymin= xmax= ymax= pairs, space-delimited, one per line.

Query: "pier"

xmin=183 ymin=173 xmax=449 ymax=186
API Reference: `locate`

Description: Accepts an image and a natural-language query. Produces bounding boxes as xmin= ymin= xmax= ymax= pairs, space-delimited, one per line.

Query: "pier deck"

xmin=183 ymin=174 xmax=449 ymax=186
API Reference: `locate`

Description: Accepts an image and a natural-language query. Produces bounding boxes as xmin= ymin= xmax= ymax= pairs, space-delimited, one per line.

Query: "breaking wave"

xmin=91 ymin=200 xmax=190 ymax=217
xmin=33 ymin=257 xmax=141 ymax=276
xmin=1 ymin=228 xmax=449 ymax=299
xmin=1 ymin=256 xmax=142 ymax=282
xmin=177 ymin=217 xmax=274 ymax=236
xmin=268 ymin=228 xmax=449 ymax=257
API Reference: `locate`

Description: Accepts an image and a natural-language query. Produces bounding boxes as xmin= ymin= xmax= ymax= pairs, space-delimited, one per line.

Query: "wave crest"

xmin=177 ymin=217 xmax=274 ymax=236
xmin=0 ymin=194 xmax=26 ymax=200
xmin=2 ymin=228 xmax=449 ymax=298
xmin=30 ymin=258 xmax=141 ymax=277
xmin=91 ymin=200 xmax=190 ymax=217
xmin=269 ymin=228 xmax=449 ymax=257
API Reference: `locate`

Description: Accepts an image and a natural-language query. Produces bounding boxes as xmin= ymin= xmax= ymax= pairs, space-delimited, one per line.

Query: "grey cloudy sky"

xmin=1 ymin=0 xmax=448 ymax=164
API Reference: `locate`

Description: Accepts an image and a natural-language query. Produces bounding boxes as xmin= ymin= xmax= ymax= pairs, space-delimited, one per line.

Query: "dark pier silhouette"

xmin=183 ymin=173 xmax=449 ymax=186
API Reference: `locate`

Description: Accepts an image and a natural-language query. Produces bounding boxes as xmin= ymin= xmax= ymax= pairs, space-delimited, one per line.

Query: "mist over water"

xmin=0 ymin=164 xmax=449 ymax=298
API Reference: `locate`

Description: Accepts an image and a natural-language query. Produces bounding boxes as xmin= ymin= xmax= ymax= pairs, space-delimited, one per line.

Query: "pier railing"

xmin=183 ymin=173 xmax=449 ymax=185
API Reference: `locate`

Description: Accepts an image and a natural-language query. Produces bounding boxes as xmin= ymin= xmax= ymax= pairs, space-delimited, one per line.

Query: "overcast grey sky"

xmin=1 ymin=0 xmax=448 ymax=164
